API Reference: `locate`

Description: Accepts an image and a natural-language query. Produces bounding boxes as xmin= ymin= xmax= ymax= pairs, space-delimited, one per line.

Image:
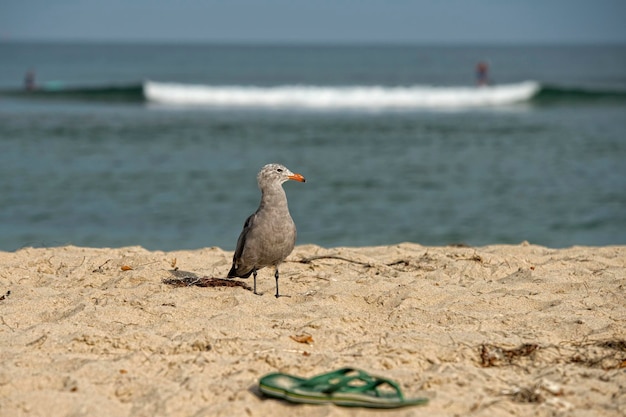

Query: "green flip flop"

xmin=259 ymin=367 xmax=429 ymax=408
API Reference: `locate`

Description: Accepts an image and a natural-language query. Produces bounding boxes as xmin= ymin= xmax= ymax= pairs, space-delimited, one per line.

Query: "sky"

xmin=1 ymin=0 xmax=625 ymax=44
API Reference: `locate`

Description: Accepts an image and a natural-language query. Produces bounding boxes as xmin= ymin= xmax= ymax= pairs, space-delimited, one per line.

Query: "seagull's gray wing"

xmin=228 ymin=212 xmax=257 ymax=278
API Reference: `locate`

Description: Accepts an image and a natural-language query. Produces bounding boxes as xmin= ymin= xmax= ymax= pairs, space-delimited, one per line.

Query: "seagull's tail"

xmin=227 ymin=264 xmax=254 ymax=279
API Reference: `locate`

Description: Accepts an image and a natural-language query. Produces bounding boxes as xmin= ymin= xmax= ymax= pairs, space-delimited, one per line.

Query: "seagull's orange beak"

xmin=288 ymin=173 xmax=306 ymax=183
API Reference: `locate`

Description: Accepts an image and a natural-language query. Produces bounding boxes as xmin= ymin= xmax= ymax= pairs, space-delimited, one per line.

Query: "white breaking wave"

xmin=144 ymin=80 xmax=540 ymax=109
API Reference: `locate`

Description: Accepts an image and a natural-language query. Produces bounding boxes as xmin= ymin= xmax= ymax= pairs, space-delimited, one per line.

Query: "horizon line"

xmin=2 ymin=37 xmax=625 ymax=48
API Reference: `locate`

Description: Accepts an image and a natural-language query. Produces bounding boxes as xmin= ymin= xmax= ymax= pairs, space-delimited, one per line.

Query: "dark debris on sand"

xmin=163 ymin=270 xmax=252 ymax=291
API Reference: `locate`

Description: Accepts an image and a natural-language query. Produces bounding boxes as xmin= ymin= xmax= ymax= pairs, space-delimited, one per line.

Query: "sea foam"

xmin=144 ymin=81 xmax=540 ymax=109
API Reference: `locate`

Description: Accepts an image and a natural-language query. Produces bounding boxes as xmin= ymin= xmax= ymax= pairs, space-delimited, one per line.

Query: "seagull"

xmin=228 ymin=163 xmax=306 ymax=297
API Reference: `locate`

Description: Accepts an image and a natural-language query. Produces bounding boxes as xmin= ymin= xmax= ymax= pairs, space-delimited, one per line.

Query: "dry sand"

xmin=0 ymin=242 xmax=624 ymax=417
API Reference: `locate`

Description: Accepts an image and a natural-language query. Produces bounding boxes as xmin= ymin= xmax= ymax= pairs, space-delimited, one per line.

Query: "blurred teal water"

xmin=0 ymin=42 xmax=624 ymax=250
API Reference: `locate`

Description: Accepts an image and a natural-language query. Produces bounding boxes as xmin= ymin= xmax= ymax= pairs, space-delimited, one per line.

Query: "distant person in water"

xmin=24 ymin=70 xmax=36 ymax=91
xmin=476 ymin=61 xmax=489 ymax=86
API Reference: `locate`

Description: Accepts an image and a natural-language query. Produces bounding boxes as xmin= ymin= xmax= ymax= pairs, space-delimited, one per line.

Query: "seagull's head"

xmin=258 ymin=163 xmax=306 ymax=187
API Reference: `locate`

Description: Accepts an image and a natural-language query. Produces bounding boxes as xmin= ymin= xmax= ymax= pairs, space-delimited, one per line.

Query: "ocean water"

xmin=0 ymin=42 xmax=625 ymax=251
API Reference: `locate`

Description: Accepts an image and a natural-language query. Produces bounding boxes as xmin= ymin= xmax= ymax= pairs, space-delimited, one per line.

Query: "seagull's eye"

xmin=277 ymin=168 xmax=283 ymax=173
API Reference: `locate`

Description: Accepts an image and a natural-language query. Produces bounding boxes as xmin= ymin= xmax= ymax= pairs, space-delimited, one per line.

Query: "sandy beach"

xmin=0 ymin=242 xmax=624 ymax=416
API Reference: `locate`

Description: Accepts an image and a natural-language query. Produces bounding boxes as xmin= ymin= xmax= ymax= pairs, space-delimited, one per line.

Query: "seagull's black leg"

xmin=274 ymin=268 xmax=280 ymax=298
xmin=253 ymin=268 xmax=259 ymax=295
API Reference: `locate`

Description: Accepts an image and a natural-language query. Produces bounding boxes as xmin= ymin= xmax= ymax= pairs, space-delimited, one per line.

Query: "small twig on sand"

xmin=298 ymin=254 xmax=415 ymax=271
xmin=298 ymin=254 xmax=374 ymax=267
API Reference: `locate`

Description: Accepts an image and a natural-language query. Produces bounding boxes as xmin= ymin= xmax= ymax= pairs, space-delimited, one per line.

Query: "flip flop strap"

xmin=326 ymin=374 xmax=404 ymax=400
xmin=302 ymin=368 xmax=405 ymax=400
xmin=299 ymin=367 xmax=356 ymax=388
